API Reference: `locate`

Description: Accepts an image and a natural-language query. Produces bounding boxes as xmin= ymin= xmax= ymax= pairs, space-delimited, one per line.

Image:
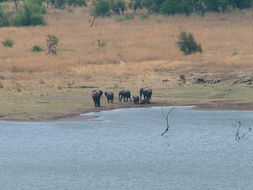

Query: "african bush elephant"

xmin=132 ymin=96 xmax=139 ymax=104
xmin=92 ymin=90 xmax=103 ymax=107
xmin=119 ymin=90 xmax=132 ymax=102
xmin=104 ymin=91 xmax=114 ymax=103
xmin=140 ymin=88 xmax=152 ymax=104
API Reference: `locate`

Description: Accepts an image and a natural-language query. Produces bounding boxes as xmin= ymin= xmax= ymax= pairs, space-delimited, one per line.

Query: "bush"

xmin=110 ymin=0 xmax=126 ymax=14
xmin=231 ymin=0 xmax=252 ymax=9
xmin=0 ymin=5 xmax=9 ymax=27
xmin=46 ymin=35 xmax=58 ymax=54
xmin=2 ymin=38 xmax=14 ymax=48
xmin=93 ymin=0 xmax=111 ymax=17
xmin=204 ymin=0 xmax=229 ymax=12
xmin=128 ymin=0 xmax=143 ymax=12
xmin=31 ymin=45 xmax=43 ymax=52
xmin=176 ymin=31 xmax=202 ymax=55
xmin=160 ymin=0 xmax=194 ymax=16
xmin=13 ymin=0 xmax=47 ymax=26
xmin=54 ymin=0 xmax=67 ymax=8
xmin=142 ymin=0 xmax=165 ymax=13
xmin=124 ymin=13 xmax=134 ymax=20
xmin=140 ymin=12 xmax=149 ymax=19
xmin=67 ymin=0 xmax=86 ymax=6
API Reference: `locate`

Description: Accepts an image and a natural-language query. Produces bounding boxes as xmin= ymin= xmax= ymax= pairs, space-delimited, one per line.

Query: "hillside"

xmin=1 ymin=4 xmax=253 ymax=120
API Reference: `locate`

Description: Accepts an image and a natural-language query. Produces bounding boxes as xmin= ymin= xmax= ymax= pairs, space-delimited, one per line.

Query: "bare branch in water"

xmin=161 ymin=107 xmax=175 ymax=136
xmin=232 ymin=120 xmax=252 ymax=141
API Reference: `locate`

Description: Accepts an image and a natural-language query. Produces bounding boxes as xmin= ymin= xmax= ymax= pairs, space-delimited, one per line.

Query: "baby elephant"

xmin=104 ymin=91 xmax=114 ymax=103
xmin=132 ymin=96 xmax=140 ymax=104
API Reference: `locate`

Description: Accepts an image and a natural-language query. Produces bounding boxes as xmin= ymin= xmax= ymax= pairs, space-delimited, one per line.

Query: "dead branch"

xmin=232 ymin=120 xmax=252 ymax=141
xmin=89 ymin=16 xmax=97 ymax=27
xmin=161 ymin=107 xmax=175 ymax=136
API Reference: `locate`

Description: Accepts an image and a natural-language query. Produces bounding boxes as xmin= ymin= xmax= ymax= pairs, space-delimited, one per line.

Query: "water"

xmin=0 ymin=107 xmax=253 ymax=190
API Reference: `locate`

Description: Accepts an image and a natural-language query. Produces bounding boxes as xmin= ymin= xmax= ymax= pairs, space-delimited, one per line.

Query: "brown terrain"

xmin=0 ymin=3 xmax=253 ymax=121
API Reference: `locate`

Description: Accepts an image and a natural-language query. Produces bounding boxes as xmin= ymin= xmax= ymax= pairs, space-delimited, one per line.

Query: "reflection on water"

xmin=0 ymin=107 xmax=253 ymax=190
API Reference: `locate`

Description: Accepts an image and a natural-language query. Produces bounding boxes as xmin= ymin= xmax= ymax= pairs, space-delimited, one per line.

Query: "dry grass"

xmin=1 ymin=3 xmax=253 ymax=120
xmin=1 ymin=6 xmax=253 ymax=75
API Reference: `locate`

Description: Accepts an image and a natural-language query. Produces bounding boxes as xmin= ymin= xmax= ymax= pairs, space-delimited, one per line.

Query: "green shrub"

xmin=2 ymin=38 xmax=14 ymax=48
xmin=176 ymin=31 xmax=202 ymax=55
xmin=0 ymin=5 xmax=9 ymax=27
xmin=93 ymin=0 xmax=111 ymax=17
xmin=46 ymin=35 xmax=58 ymax=54
xmin=142 ymin=0 xmax=165 ymax=13
xmin=140 ymin=12 xmax=149 ymax=19
xmin=129 ymin=0 xmax=143 ymax=12
xmin=116 ymin=13 xmax=135 ymax=21
xmin=32 ymin=45 xmax=43 ymax=52
xmin=13 ymin=0 xmax=46 ymax=26
xmin=124 ymin=13 xmax=134 ymax=20
xmin=111 ymin=0 xmax=126 ymax=14
xmin=231 ymin=0 xmax=252 ymax=9
xmin=204 ymin=0 xmax=229 ymax=12
xmin=98 ymin=41 xmax=106 ymax=48
xmin=53 ymin=0 xmax=67 ymax=8
xmin=68 ymin=0 xmax=86 ymax=6
xmin=160 ymin=0 xmax=194 ymax=16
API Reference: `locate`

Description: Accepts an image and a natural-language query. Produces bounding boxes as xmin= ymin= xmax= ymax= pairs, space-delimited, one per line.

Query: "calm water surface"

xmin=0 ymin=107 xmax=253 ymax=190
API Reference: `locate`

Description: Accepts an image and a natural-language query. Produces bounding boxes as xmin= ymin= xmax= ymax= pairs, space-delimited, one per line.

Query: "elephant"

xmin=119 ymin=90 xmax=132 ymax=102
xmin=132 ymin=96 xmax=139 ymax=104
xmin=104 ymin=91 xmax=114 ymax=103
xmin=92 ymin=90 xmax=103 ymax=107
xmin=140 ymin=88 xmax=152 ymax=104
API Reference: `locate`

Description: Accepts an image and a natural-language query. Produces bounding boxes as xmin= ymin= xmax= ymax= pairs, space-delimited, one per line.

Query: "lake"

xmin=0 ymin=107 xmax=253 ymax=190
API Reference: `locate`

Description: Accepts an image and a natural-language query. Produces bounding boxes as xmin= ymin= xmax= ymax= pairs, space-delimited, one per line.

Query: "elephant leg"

xmin=93 ymin=97 xmax=97 ymax=107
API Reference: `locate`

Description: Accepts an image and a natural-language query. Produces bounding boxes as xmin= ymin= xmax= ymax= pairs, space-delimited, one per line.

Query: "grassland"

xmin=1 ymin=3 xmax=253 ymax=121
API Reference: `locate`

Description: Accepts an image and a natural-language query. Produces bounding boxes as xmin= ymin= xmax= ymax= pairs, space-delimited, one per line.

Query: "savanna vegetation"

xmin=0 ymin=0 xmax=253 ymax=120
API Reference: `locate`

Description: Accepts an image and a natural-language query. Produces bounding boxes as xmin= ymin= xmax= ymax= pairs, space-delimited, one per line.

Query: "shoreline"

xmin=1 ymin=101 xmax=253 ymax=122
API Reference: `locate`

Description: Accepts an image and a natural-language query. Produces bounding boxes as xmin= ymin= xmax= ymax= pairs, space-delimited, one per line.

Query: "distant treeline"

xmin=92 ymin=0 xmax=252 ymax=17
xmin=128 ymin=0 xmax=252 ymax=15
xmin=0 ymin=0 xmax=252 ymax=27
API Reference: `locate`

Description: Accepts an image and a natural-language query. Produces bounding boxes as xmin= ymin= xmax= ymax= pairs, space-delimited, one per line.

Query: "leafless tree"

xmin=161 ymin=107 xmax=175 ymax=136
xmin=14 ymin=0 xmax=19 ymax=10
xmin=46 ymin=35 xmax=58 ymax=55
xmin=89 ymin=16 xmax=97 ymax=27
xmin=88 ymin=0 xmax=98 ymax=27
xmin=232 ymin=120 xmax=252 ymax=141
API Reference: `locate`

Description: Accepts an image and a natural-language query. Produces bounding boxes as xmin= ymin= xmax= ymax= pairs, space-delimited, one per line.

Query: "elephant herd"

xmin=92 ymin=88 xmax=152 ymax=107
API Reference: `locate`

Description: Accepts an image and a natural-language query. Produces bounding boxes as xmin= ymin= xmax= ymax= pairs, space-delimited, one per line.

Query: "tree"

xmin=129 ymin=0 xmax=143 ymax=13
xmin=92 ymin=0 xmax=111 ymax=17
xmin=14 ymin=0 xmax=47 ymax=26
xmin=110 ymin=0 xmax=126 ymax=15
xmin=176 ymin=31 xmax=202 ymax=55
xmin=0 ymin=5 xmax=9 ymax=27
xmin=46 ymin=35 xmax=58 ymax=55
xmin=53 ymin=0 xmax=67 ymax=8
xmin=68 ymin=0 xmax=87 ymax=6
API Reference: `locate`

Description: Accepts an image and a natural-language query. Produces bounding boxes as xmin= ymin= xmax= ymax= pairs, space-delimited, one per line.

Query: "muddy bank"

xmin=2 ymin=100 xmax=253 ymax=122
